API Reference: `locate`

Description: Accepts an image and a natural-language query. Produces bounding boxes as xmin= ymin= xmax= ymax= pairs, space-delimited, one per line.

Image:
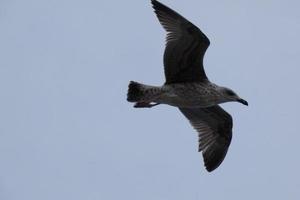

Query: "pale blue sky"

xmin=0 ymin=0 xmax=300 ymax=199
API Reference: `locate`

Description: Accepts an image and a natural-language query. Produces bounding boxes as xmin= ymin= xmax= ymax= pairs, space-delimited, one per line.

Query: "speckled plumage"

xmin=158 ymin=82 xmax=226 ymax=108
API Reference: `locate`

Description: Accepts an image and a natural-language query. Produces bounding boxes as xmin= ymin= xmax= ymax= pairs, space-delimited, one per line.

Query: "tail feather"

xmin=127 ymin=81 xmax=144 ymax=102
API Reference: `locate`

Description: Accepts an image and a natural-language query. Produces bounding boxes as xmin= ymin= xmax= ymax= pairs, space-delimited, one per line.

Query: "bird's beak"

xmin=237 ymin=98 xmax=248 ymax=106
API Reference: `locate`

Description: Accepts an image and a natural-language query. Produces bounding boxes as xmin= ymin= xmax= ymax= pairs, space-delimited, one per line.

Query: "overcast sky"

xmin=0 ymin=0 xmax=300 ymax=199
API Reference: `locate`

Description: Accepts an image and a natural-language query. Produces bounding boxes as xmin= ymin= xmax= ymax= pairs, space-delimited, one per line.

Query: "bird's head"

xmin=221 ymin=87 xmax=248 ymax=106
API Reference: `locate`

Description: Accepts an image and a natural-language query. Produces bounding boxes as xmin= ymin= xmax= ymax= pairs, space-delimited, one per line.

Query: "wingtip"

xmin=151 ymin=0 xmax=158 ymax=5
xmin=204 ymin=161 xmax=220 ymax=172
xmin=205 ymin=164 xmax=218 ymax=172
xmin=203 ymin=149 xmax=228 ymax=172
xmin=151 ymin=0 xmax=167 ymax=11
xmin=151 ymin=0 xmax=157 ymax=7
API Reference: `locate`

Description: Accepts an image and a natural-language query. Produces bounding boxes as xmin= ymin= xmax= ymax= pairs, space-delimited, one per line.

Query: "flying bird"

xmin=127 ymin=0 xmax=248 ymax=172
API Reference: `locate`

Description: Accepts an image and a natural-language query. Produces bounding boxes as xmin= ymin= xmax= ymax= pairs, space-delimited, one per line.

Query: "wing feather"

xmin=179 ymin=106 xmax=233 ymax=172
xmin=152 ymin=0 xmax=210 ymax=83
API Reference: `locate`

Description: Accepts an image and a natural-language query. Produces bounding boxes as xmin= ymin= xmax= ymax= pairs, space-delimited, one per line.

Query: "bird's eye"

xmin=226 ymin=90 xmax=235 ymax=96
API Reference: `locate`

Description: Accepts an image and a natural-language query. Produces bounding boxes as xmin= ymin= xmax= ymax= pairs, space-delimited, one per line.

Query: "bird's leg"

xmin=147 ymin=103 xmax=160 ymax=107
xmin=134 ymin=102 xmax=160 ymax=108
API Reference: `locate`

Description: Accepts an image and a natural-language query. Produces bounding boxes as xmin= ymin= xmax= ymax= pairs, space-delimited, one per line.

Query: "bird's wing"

xmin=152 ymin=0 xmax=210 ymax=84
xmin=179 ymin=106 xmax=233 ymax=172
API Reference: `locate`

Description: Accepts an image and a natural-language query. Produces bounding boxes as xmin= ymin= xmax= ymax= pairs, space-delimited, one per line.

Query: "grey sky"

xmin=0 ymin=0 xmax=299 ymax=199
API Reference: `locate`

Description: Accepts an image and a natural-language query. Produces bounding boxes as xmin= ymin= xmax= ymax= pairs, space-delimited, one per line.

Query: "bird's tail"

xmin=127 ymin=81 xmax=145 ymax=102
xmin=127 ymin=81 xmax=162 ymax=104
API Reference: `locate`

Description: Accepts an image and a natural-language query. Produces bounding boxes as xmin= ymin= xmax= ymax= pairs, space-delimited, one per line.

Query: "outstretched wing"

xmin=179 ymin=106 xmax=233 ymax=172
xmin=152 ymin=0 xmax=210 ymax=84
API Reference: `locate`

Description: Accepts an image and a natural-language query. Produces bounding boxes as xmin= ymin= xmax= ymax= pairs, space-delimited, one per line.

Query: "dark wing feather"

xmin=179 ymin=106 xmax=233 ymax=172
xmin=152 ymin=0 xmax=210 ymax=84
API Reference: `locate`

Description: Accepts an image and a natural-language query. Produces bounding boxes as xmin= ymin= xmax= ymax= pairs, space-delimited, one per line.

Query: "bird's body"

xmin=129 ymin=81 xmax=229 ymax=108
xmin=159 ymin=82 xmax=224 ymax=107
xmin=127 ymin=0 xmax=248 ymax=172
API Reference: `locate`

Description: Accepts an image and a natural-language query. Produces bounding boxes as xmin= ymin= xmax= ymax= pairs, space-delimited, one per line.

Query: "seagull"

xmin=127 ymin=0 xmax=248 ymax=172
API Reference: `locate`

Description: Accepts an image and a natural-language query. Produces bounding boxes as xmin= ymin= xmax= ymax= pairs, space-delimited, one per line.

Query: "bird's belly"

xmin=157 ymin=89 xmax=218 ymax=108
